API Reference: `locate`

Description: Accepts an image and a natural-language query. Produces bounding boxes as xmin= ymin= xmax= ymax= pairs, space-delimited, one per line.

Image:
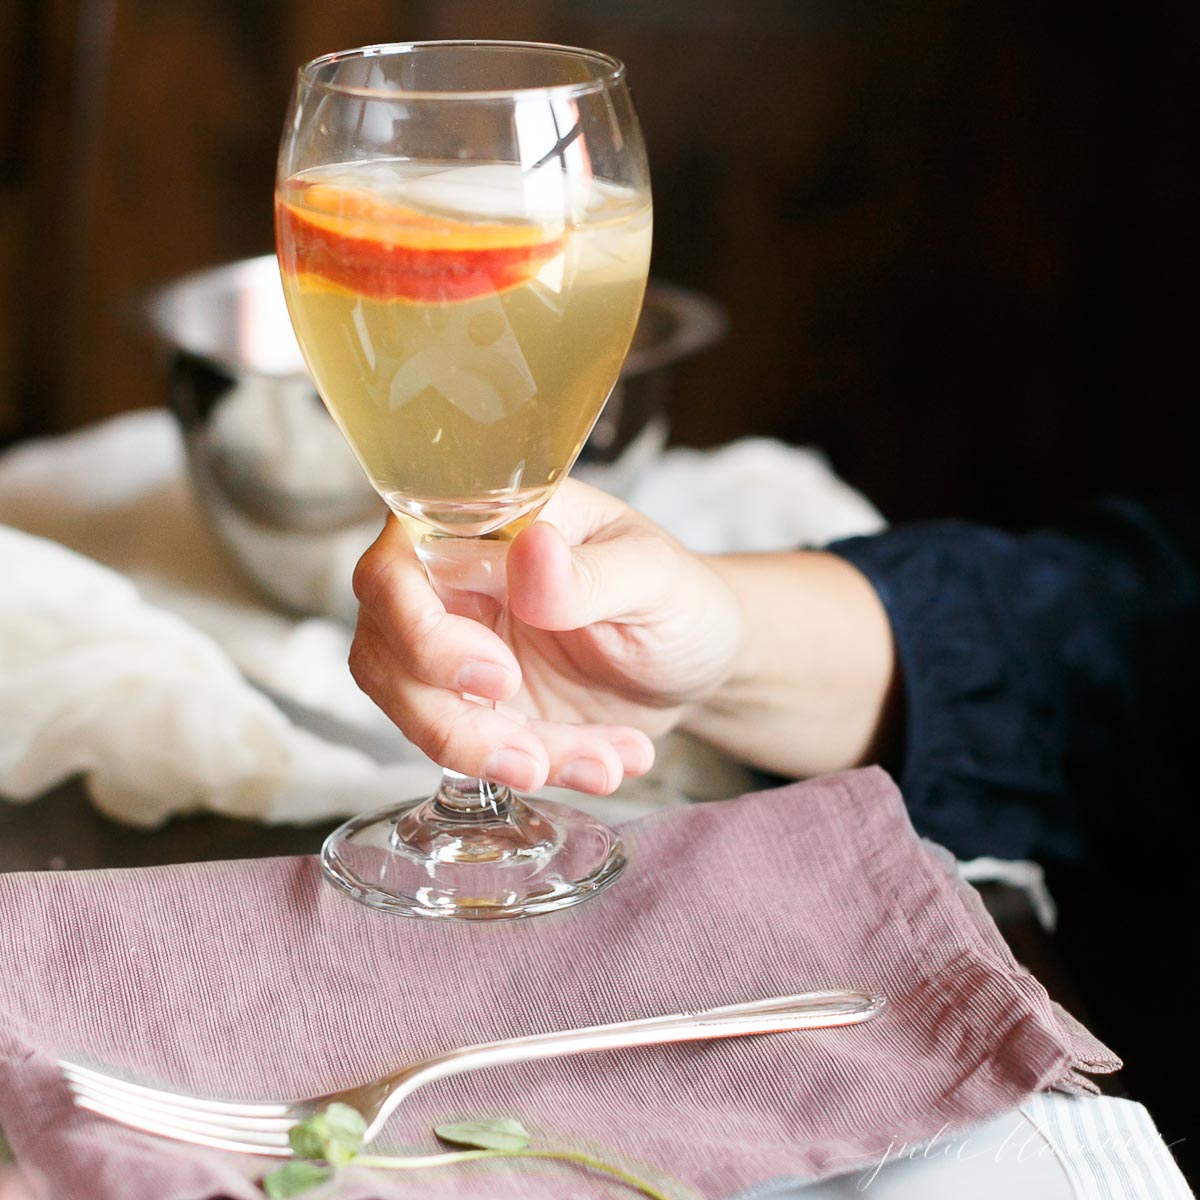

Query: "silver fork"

xmin=59 ymin=989 xmax=885 ymax=1157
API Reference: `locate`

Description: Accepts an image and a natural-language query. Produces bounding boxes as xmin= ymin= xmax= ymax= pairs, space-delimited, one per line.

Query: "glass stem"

xmin=410 ymin=528 xmax=519 ymax=821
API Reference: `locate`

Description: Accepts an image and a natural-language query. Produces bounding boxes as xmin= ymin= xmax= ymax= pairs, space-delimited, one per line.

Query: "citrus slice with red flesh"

xmin=275 ymin=181 xmax=566 ymax=304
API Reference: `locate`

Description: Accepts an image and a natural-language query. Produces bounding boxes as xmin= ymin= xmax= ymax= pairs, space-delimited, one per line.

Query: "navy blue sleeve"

xmin=828 ymin=498 xmax=1200 ymax=865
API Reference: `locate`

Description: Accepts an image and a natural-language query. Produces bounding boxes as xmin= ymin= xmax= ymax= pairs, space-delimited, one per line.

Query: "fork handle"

xmin=397 ymin=989 xmax=885 ymax=1100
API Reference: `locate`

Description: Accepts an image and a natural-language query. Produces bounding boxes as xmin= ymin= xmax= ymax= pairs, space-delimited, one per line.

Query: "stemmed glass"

xmin=275 ymin=42 xmax=652 ymax=918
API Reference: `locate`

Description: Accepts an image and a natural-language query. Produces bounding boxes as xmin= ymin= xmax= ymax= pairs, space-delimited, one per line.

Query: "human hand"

xmin=348 ymin=480 xmax=743 ymax=796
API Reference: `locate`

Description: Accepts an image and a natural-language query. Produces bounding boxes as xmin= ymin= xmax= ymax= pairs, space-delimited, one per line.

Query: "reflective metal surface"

xmin=146 ymin=256 xmax=725 ymax=621
xmin=60 ymin=988 xmax=885 ymax=1156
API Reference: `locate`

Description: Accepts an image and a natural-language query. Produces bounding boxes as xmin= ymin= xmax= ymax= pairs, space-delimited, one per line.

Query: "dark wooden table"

xmin=0 ymin=779 xmax=340 ymax=872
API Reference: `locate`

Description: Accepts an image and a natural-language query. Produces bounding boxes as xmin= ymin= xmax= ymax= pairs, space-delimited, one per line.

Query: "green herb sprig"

xmin=260 ymin=1104 xmax=684 ymax=1199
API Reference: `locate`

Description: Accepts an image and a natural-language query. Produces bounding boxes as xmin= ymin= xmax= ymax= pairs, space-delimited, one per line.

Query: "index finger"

xmin=352 ymin=516 xmax=521 ymax=698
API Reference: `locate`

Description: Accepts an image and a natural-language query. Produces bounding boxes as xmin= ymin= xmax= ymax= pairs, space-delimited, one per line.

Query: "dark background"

xmin=2 ymin=0 xmax=1195 ymax=527
xmin=2 ymin=0 xmax=1199 ymax=1177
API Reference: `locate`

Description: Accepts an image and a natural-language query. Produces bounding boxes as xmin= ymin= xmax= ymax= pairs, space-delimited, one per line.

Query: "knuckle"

xmin=568 ymin=555 xmax=606 ymax=628
xmin=353 ymin=570 xmax=448 ymax=682
xmin=346 ymin=637 xmax=376 ymax=694
xmin=351 ymin=550 xmax=391 ymax=607
xmin=402 ymin=608 xmax=446 ymax=673
xmin=422 ymin=707 xmax=462 ymax=769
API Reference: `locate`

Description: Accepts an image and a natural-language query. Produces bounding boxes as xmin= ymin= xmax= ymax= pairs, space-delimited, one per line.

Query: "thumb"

xmin=507 ymin=519 xmax=675 ymax=632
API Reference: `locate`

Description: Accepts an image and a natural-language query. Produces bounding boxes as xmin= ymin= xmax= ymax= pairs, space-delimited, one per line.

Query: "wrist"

xmin=680 ymin=550 xmax=899 ymax=779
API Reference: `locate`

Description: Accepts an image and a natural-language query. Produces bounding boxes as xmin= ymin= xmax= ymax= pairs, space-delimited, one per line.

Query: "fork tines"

xmin=58 ymin=1061 xmax=300 ymax=1158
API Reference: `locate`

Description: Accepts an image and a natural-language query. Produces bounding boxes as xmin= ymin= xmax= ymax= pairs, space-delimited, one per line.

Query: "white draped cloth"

xmin=0 ymin=409 xmax=883 ymax=827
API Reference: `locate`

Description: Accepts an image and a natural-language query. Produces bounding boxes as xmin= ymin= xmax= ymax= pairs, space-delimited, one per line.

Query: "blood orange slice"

xmin=275 ymin=181 xmax=565 ymax=304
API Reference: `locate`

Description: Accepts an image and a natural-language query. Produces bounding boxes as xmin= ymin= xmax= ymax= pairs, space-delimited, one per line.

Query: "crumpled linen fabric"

xmin=0 ymin=412 xmax=884 ymax=828
xmin=0 ymin=523 xmax=440 ymax=825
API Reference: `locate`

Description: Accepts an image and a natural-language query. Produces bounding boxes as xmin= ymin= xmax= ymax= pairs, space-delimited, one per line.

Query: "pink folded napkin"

xmin=0 ymin=768 xmax=1117 ymax=1200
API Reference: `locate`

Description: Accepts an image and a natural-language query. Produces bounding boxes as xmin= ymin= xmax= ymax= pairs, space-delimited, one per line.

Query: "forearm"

xmin=682 ymin=550 xmax=899 ymax=779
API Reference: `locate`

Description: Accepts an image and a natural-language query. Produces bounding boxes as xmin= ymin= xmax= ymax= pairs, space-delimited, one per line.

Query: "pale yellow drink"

xmin=276 ymin=161 xmax=652 ymax=538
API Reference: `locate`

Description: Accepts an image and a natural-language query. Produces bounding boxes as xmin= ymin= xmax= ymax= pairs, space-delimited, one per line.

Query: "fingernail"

xmin=484 ymin=747 xmax=540 ymax=790
xmin=457 ymin=661 xmax=511 ymax=697
xmin=558 ymin=758 xmax=610 ymax=794
xmin=612 ymin=735 xmax=653 ymax=775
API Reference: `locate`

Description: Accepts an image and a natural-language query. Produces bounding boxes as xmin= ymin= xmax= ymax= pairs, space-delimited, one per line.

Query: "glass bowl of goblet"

xmin=275 ymin=41 xmax=652 ymax=919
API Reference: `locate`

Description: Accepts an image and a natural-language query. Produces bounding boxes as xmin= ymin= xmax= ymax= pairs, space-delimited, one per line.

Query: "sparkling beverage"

xmin=276 ymin=160 xmax=652 ymax=538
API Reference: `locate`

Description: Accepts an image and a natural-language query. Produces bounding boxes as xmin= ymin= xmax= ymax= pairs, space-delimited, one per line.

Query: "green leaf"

xmin=261 ymin=1160 xmax=334 ymax=1198
xmin=287 ymin=1119 xmax=328 ymax=1162
xmin=434 ymin=1117 xmax=532 ymax=1152
xmin=321 ymin=1103 xmax=368 ymax=1165
xmin=287 ymin=1103 xmax=367 ymax=1167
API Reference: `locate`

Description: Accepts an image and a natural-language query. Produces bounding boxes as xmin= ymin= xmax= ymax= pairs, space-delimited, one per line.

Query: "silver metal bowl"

xmin=147 ymin=254 xmax=725 ymax=621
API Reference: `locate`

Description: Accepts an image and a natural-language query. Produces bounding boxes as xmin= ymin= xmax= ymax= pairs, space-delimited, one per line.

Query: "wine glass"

xmin=275 ymin=41 xmax=652 ymax=919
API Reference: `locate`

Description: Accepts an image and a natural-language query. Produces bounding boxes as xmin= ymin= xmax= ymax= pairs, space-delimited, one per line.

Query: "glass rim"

xmin=298 ymin=40 xmax=627 ymax=102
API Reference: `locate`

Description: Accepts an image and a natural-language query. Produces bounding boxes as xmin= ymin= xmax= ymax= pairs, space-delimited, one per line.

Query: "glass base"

xmin=320 ymin=791 xmax=626 ymax=920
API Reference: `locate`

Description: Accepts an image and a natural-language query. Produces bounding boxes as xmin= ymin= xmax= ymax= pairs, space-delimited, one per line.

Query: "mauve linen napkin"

xmin=0 ymin=768 xmax=1117 ymax=1200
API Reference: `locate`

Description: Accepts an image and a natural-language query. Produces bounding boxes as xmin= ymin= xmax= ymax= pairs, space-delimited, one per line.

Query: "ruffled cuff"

xmin=828 ymin=522 xmax=1083 ymax=863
